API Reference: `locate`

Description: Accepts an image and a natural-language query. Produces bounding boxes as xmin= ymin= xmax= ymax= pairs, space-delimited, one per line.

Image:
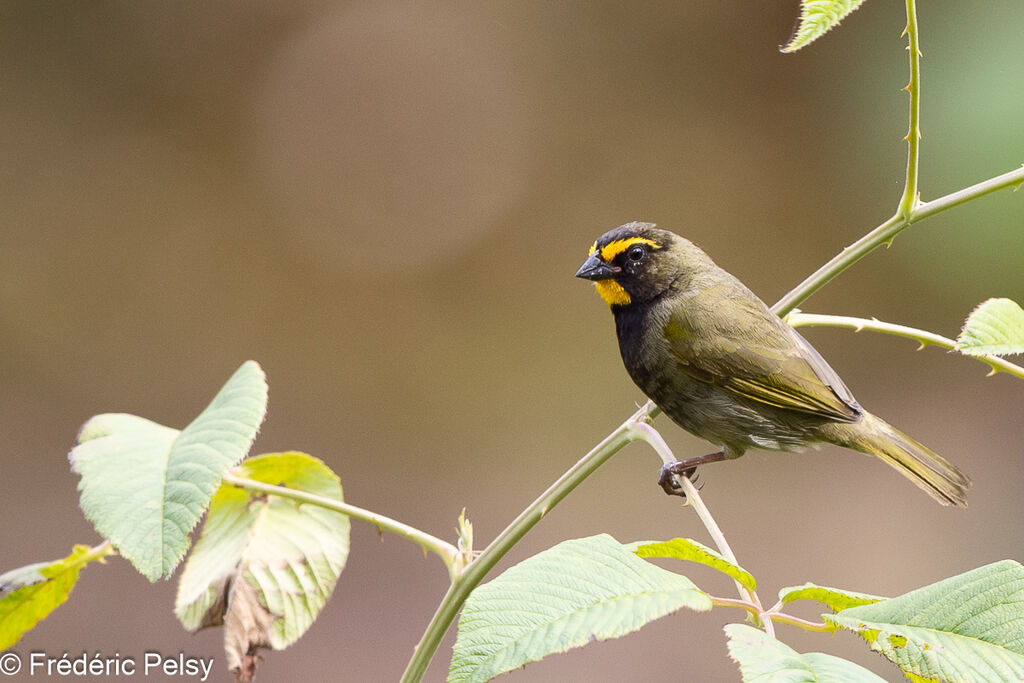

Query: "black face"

xmin=576 ymin=222 xmax=679 ymax=307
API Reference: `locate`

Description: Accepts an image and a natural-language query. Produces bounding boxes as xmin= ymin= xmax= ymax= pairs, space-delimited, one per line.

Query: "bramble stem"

xmin=397 ymin=2 xmax=1024 ymax=678
xmin=222 ymin=472 xmax=459 ymax=571
xmin=786 ymin=312 xmax=1024 ymax=380
xmin=898 ymin=0 xmax=922 ymax=219
xmin=771 ymin=163 xmax=1024 ymax=317
xmin=399 ymin=402 xmax=657 ymax=683
xmin=627 ymin=421 xmax=772 ymax=635
xmin=773 ymin=0 xmax=1019 ymax=316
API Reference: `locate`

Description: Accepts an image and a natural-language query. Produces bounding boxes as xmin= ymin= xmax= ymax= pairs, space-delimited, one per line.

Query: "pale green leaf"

xmin=726 ymin=623 xmax=887 ymax=682
xmin=778 ymin=583 xmax=883 ymax=612
xmin=826 ymin=560 xmax=1024 ymax=682
xmin=0 ymin=544 xmax=115 ymax=648
xmin=956 ymin=297 xmax=1024 ymax=357
xmin=782 ymin=0 xmax=868 ymax=53
xmin=448 ymin=534 xmax=711 ymax=683
xmin=70 ymin=361 xmax=268 ymax=581
xmin=633 ymin=537 xmax=757 ymax=590
xmin=175 ymin=452 xmax=350 ymax=673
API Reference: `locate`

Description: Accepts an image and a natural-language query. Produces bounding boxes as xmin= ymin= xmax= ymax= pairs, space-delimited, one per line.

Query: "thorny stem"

xmin=898 ymin=0 xmax=922 ymax=219
xmin=222 ymin=472 xmax=460 ymax=573
xmin=772 ymin=0 xmax=1022 ymax=317
xmin=398 ymin=5 xmax=1024 ymax=679
xmin=771 ymin=161 xmax=1024 ymax=317
xmin=627 ymin=420 xmax=773 ymax=636
xmin=786 ymin=312 xmax=1024 ymax=380
xmin=400 ymin=402 xmax=657 ymax=683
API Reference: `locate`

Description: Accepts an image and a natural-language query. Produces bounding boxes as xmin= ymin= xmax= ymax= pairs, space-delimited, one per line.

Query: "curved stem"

xmin=710 ymin=597 xmax=832 ymax=633
xmin=630 ymin=424 xmax=742 ymax=564
xmin=399 ymin=402 xmax=655 ymax=683
xmin=914 ymin=164 xmax=1024 ymax=221
xmin=222 ymin=472 xmax=459 ymax=572
xmin=898 ymin=0 xmax=922 ymax=219
xmin=627 ymin=421 xmax=772 ymax=636
xmin=786 ymin=312 xmax=1024 ymax=380
xmin=710 ymin=595 xmax=761 ymax=616
xmin=771 ymin=161 xmax=1024 ymax=317
xmin=765 ymin=611 xmax=833 ymax=633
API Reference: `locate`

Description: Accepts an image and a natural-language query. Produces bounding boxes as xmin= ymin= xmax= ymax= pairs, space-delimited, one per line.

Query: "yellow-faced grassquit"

xmin=576 ymin=221 xmax=970 ymax=506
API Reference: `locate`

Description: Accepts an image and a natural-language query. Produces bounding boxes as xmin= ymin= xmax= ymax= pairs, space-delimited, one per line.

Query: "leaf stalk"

xmin=222 ymin=472 xmax=460 ymax=571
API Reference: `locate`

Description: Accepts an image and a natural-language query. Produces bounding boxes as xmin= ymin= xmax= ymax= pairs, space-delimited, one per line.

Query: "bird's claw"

xmin=658 ymin=461 xmax=698 ymax=497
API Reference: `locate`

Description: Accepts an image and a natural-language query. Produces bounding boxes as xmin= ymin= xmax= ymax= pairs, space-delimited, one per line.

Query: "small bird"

xmin=576 ymin=221 xmax=970 ymax=506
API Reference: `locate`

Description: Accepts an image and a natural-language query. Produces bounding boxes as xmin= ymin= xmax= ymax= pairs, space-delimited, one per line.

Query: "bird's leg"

xmin=658 ymin=450 xmax=728 ymax=497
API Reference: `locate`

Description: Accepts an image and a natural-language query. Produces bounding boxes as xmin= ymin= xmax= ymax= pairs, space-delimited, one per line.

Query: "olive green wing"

xmin=664 ymin=297 xmax=861 ymax=423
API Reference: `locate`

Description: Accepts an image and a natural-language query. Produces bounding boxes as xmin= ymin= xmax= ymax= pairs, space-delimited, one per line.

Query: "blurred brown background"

xmin=2 ymin=1 xmax=1022 ymax=681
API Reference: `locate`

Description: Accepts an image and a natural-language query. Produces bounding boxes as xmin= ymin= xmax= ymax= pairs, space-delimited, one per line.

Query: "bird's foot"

xmin=658 ymin=461 xmax=699 ymax=497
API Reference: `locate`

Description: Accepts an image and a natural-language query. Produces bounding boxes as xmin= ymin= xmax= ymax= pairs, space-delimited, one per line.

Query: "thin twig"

xmin=627 ymin=421 xmax=773 ymax=636
xmin=710 ymin=596 xmax=832 ymax=632
xmin=222 ymin=472 xmax=459 ymax=571
xmin=786 ymin=312 xmax=1024 ymax=380
xmin=771 ymin=162 xmax=1024 ymax=318
xmin=764 ymin=611 xmax=833 ymax=633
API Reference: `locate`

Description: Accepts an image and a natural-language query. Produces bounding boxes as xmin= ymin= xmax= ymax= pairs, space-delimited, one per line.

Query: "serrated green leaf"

xmin=726 ymin=623 xmax=886 ymax=682
xmin=826 ymin=560 xmax=1024 ymax=682
xmin=778 ymin=583 xmax=884 ymax=612
xmin=0 ymin=544 xmax=115 ymax=648
xmin=448 ymin=534 xmax=711 ymax=683
xmin=633 ymin=538 xmax=757 ymax=591
xmin=782 ymin=0 xmax=868 ymax=53
xmin=956 ymin=298 xmax=1024 ymax=357
xmin=175 ymin=452 xmax=350 ymax=673
xmin=70 ymin=361 xmax=268 ymax=581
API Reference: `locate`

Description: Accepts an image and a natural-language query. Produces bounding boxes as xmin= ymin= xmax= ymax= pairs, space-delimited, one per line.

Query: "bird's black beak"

xmin=575 ymin=253 xmax=618 ymax=281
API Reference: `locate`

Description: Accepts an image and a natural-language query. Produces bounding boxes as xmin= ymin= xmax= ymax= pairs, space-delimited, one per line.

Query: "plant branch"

xmin=221 ymin=472 xmax=459 ymax=571
xmin=627 ymin=421 xmax=773 ymax=636
xmin=710 ymin=596 xmax=832 ymax=632
xmin=786 ymin=312 xmax=1024 ymax=380
xmin=914 ymin=164 xmax=1024 ymax=221
xmin=400 ymin=402 xmax=657 ymax=683
xmin=898 ymin=0 xmax=922 ymax=219
xmin=765 ymin=611 xmax=834 ymax=633
xmin=771 ymin=0 xmax=1021 ymax=316
xmin=396 ymin=4 xmax=1024 ymax=677
xmin=771 ymin=162 xmax=1024 ymax=317
xmin=710 ymin=595 xmax=762 ymax=616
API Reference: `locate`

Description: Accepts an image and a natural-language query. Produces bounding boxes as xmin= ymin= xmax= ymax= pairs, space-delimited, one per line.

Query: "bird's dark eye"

xmin=627 ymin=245 xmax=645 ymax=261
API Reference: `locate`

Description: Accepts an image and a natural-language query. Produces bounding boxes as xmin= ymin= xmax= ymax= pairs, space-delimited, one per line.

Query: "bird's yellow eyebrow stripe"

xmin=597 ymin=237 xmax=662 ymax=262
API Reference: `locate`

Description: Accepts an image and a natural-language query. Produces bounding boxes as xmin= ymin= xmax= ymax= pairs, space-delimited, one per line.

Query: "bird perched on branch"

xmin=575 ymin=221 xmax=970 ymax=506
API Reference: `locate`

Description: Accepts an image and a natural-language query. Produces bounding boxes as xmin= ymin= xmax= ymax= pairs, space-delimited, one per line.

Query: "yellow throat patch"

xmin=588 ymin=237 xmax=662 ymax=307
xmin=594 ymin=279 xmax=631 ymax=306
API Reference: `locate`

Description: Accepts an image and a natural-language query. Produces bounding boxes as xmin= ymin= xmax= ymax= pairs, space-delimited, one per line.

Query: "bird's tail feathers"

xmin=824 ymin=413 xmax=970 ymax=507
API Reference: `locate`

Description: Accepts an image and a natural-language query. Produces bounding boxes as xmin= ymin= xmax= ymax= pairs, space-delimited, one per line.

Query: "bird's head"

xmin=575 ymin=222 xmax=689 ymax=307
